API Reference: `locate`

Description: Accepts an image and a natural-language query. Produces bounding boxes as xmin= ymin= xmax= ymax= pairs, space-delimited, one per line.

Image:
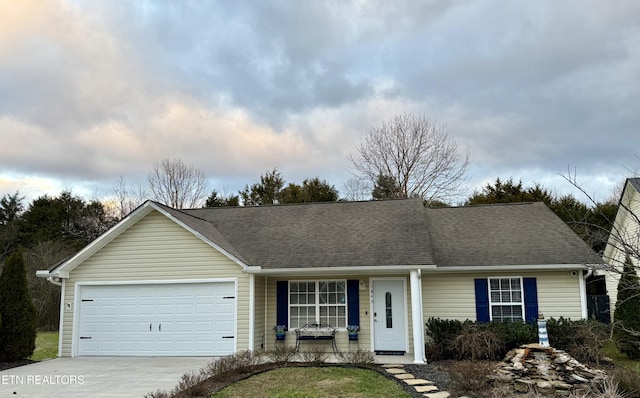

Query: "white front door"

xmin=372 ymin=279 xmax=407 ymax=352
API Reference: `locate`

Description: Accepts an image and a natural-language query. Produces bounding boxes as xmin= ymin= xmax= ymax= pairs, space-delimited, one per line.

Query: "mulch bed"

xmin=0 ymin=359 xmax=36 ymax=372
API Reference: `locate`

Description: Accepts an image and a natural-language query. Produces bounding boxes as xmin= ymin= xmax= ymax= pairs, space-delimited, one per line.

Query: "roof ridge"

xmin=430 ymin=202 xmax=540 ymax=210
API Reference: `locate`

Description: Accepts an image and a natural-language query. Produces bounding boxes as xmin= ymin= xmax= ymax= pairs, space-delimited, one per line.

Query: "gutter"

xmin=244 ymin=263 xmax=599 ymax=275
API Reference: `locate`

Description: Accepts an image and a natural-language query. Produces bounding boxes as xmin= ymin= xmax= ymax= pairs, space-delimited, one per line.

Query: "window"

xmin=488 ymin=277 xmax=524 ymax=322
xmin=289 ymin=281 xmax=346 ymax=328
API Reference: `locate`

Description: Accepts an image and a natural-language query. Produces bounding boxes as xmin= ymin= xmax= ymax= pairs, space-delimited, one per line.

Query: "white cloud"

xmin=0 ymin=0 xmax=638 ymax=205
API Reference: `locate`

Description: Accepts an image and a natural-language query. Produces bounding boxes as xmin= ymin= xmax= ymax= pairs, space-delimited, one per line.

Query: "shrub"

xmin=339 ymin=349 xmax=375 ymax=365
xmin=0 ymin=249 xmax=37 ymax=361
xmin=546 ymin=318 xmax=610 ymax=365
xmin=265 ymin=345 xmax=297 ymax=364
xmin=144 ymin=390 xmax=171 ymax=398
xmin=590 ymin=378 xmax=631 ymax=398
xmin=488 ymin=321 xmax=537 ymax=353
xmin=608 ymin=367 xmax=640 ymax=397
xmin=566 ymin=320 xmax=609 ymax=365
xmin=546 ymin=317 xmax=575 ymax=350
xmin=300 ymin=347 xmax=328 ymax=364
xmin=425 ymin=318 xmax=466 ymax=360
xmin=172 ymin=370 xmax=209 ymax=397
xmin=454 ymin=323 xmax=503 ymax=361
xmin=447 ymin=360 xmax=493 ymax=394
xmin=613 ymin=255 xmax=640 ymax=360
xmin=427 ymin=318 xmax=536 ymax=360
xmin=206 ymin=350 xmax=259 ymax=379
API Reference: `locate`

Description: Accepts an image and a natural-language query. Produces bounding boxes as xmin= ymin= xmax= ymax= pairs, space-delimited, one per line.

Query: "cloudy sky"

xmin=1 ymin=0 xmax=638 ymax=206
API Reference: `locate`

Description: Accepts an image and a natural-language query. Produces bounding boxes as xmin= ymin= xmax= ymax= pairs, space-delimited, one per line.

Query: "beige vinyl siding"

xmin=253 ymin=276 xmax=266 ymax=350
xmin=265 ymin=276 xmax=414 ymax=354
xmin=61 ymin=210 xmax=249 ymax=357
xmin=604 ymin=184 xmax=640 ymax=315
xmin=422 ymin=271 xmax=583 ymax=321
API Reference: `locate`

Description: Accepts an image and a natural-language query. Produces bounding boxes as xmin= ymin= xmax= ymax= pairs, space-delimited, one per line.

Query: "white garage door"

xmin=77 ymin=282 xmax=236 ymax=356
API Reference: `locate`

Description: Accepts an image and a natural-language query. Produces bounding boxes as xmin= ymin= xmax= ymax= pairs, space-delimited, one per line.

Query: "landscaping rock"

xmin=488 ymin=345 xmax=607 ymax=397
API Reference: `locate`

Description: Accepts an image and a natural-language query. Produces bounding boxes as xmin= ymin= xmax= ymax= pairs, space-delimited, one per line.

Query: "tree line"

xmin=0 ymin=112 xmax=627 ymax=337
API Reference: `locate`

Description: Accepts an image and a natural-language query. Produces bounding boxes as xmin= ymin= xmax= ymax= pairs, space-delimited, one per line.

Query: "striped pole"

xmin=538 ymin=317 xmax=549 ymax=348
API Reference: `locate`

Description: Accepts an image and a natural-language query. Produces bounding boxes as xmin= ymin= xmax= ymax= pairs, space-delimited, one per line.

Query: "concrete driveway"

xmin=0 ymin=356 xmax=214 ymax=398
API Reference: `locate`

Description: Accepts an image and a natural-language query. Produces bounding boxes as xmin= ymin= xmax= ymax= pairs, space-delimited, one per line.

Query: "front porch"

xmin=255 ymin=270 xmax=427 ymax=364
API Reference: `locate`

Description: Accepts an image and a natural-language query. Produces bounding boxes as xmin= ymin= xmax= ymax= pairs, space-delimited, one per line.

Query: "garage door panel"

xmin=77 ymin=282 xmax=236 ymax=356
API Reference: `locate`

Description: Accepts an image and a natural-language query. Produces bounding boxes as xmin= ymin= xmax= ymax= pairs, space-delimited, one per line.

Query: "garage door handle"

xmin=222 ymin=336 xmax=235 ymax=339
xmin=149 ymin=323 xmax=152 ymax=332
xmin=159 ymin=323 xmax=161 ymax=332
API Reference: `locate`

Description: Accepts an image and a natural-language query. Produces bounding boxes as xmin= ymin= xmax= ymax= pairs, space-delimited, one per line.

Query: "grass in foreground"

xmin=212 ymin=367 xmax=412 ymax=398
xmin=30 ymin=331 xmax=59 ymax=361
xmin=602 ymin=340 xmax=640 ymax=372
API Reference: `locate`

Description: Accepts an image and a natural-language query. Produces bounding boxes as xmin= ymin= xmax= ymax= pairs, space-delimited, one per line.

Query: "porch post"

xmin=248 ymin=273 xmax=255 ymax=351
xmin=410 ymin=270 xmax=426 ymax=364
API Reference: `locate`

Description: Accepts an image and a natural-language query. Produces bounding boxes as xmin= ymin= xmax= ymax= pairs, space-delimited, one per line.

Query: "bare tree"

xmin=147 ymin=158 xmax=208 ymax=209
xmin=563 ymin=169 xmax=640 ymax=358
xmin=349 ymin=113 xmax=470 ymax=203
xmin=110 ymin=176 xmax=147 ymax=220
xmin=341 ymin=177 xmax=372 ymax=201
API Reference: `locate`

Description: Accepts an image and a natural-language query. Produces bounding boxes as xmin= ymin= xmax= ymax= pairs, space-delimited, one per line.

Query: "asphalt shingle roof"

xmin=425 ymin=202 xmax=603 ymax=267
xmin=157 ymin=199 xmax=603 ymax=270
xmin=184 ymin=199 xmax=434 ymax=269
xmin=628 ymin=178 xmax=640 ymax=194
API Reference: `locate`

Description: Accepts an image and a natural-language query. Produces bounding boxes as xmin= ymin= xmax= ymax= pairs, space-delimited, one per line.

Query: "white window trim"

xmin=288 ymin=280 xmax=348 ymax=329
xmin=487 ymin=276 xmax=525 ymax=322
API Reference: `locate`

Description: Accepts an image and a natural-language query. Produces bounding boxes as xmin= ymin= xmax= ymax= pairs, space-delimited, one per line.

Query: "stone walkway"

xmin=382 ymin=364 xmax=452 ymax=398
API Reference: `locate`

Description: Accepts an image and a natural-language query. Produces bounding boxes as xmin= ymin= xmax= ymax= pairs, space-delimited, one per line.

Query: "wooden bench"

xmin=294 ymin=323 xmax=338 ymax=354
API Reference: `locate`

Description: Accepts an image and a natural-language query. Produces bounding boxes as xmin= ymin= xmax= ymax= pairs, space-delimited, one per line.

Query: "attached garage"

xmin=75 ymin=281 xmax=236 ymax=356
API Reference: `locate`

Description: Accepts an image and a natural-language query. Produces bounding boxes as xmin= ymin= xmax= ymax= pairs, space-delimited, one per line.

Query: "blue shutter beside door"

xmin=347 ymin=280 xmax=360 ymax=327
xmin=474 ymin=278 xmax=490 ymax=322
xmin=276 ymin=281 xmax=288 ymax=327
xmin=523 ymin=277 xmax=538 ymax=324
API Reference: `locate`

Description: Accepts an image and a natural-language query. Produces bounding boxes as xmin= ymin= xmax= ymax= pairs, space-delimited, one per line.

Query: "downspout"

xmin=46 ymin=276 xmax=66 ymax=357
xmin=47 ymin=276 xmax=63 ymax=286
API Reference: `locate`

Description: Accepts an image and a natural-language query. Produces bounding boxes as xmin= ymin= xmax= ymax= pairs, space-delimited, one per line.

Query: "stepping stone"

xmin=415 ymin=385 xmax=438 ymax=393
xmin=425 ymin=392 xmax=450 ymax=398
xmin=382 ymin=364 xmax=404 ymax=368
xmin=404 ymin=379 xmax=433 ymax=386
xmin=395 ymin=373 xmax=415 ymax=380
xmin=385 ymin=368 xmax=407 ymax=374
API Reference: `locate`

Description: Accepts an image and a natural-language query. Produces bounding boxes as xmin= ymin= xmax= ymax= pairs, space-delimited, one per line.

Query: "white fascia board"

xmin=245 ymin=263 xmax=595 ymax=276
xmin=41 ymin=201 xmax=157 ymax=279
xmin=151 ymin=205 xmax=249 ymax=270
xmin=245 ymin=264 xmax=437 ymax=275
xmin=424 ymin=264 xmax=593 ymax=273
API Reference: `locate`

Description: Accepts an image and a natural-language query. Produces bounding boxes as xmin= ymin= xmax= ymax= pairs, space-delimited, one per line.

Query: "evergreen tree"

xmin=204 ymin=190 xmax=239 ymax=207
xmin=372 ymin=174 xmax=402 ymax=200
xmin=613 ymin=255 xmax=640 ymax=359
xmin=0 ymin=248 xmax=37 ymax=361
xmin=240 ymin=169 xmax=285 ymax=206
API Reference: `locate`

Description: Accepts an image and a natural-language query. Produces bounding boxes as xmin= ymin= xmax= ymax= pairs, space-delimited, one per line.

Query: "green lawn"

xmin=212 ymin=367 xmax=412 ymax=398
xmin=602 ymin=341 xmax=640 ymax=373
xmin=30 ymin=331 xmax=59 ymax=361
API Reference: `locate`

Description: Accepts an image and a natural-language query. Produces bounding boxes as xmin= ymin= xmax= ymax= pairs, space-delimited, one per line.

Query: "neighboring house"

xmin=37 ymin=199 xmax=603 ymax=363
xmin=603 ymin=178 xmax=640 ymax=315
